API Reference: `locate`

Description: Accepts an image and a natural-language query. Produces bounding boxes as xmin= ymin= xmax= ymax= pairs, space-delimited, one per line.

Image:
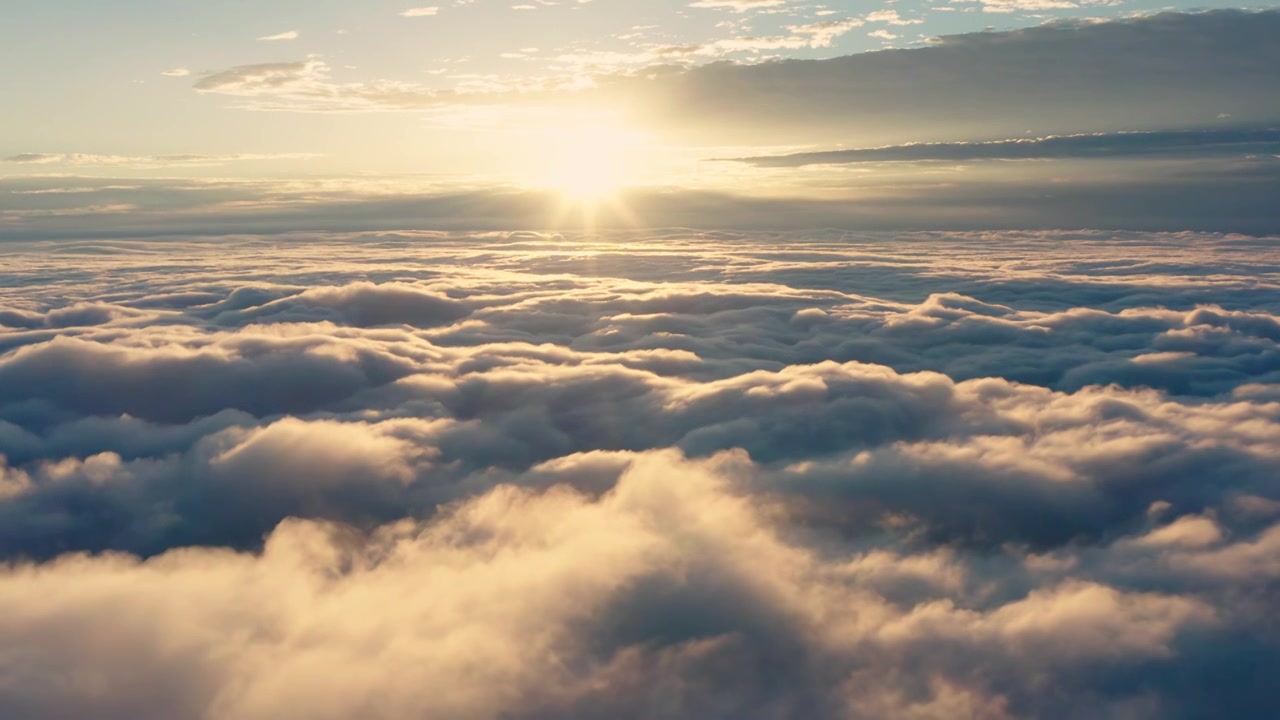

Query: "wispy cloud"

xmin=2 ymin=152 xmax=320 ymax=168
xmin=257 ymin=30 xmax=300 ymax=41
xmin=688 ymin=0 xmax=788 ymax=11
xmin=728 ymin=128 xmax=1280 ymax=166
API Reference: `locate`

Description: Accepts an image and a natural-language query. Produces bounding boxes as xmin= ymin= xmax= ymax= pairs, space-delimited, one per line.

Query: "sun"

xmin=541 ymin=124 xmax=642 ymax=203
xmin=545 ymin=145 xmax=625 ymax=203
xmin=530 ymin=122 xmax=646 ymax=228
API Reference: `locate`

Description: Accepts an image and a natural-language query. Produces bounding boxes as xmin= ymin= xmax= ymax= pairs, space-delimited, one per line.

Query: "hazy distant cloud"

xmin=1 ymin=152 xmax=319 ymax=168
xmin=729 ymin=128 xmax=1280 ymax=166
xmin=191 ymin=59 xmax=456 ymax=111
xmin=3 ymin=153 xmax=1278 ymax=236
xmin=194 ymin=60 xmax=324 ymax=95
xmin=3 ymin=154 xmax=63 ymax=164
xmin=400 ymin=6 xmax=440 ymax=16
xmin=257 ymin=30 xmax=300 ymax=41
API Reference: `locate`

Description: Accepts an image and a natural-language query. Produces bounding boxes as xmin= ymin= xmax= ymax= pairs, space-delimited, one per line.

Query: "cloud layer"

xmin=729 ymin=127 xmax=1280 ymax=167
xmin=1 ymin=230 xmax=1279 ymax=717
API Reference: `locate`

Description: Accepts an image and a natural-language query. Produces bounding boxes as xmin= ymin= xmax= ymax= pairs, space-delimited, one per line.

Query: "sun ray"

xmin=531 ymin=122 xmax=646 ymax=231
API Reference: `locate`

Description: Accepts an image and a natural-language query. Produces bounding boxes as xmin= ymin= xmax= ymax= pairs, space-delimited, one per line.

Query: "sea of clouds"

xmin=1 ymin=229 xmax=1278 ymax=718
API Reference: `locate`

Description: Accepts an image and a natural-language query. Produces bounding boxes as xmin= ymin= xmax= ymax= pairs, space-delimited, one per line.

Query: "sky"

xmin=2 ymin=1 xmax=1277 ymax=202
xmin=3 ymin=3 xmax=1280 ymax=719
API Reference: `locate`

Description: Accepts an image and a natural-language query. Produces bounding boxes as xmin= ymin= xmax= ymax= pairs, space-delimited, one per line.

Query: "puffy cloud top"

xmin=0 ymin=230 xmax=1278 ymax=718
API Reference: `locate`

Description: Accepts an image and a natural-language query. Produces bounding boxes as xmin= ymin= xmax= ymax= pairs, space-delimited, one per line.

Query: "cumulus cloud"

xmin=0 ymin=451 xmax=1241 ymax=719
xmin=1 ymin=231 xmax=1279 ymax=717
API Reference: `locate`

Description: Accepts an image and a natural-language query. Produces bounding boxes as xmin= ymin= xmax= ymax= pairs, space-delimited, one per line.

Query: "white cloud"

xmin=982 ymin=0 xmax=1078 ymax=12
xmin=865 ymin=9 xmax=923 ymax=24
xmin=689 ymin=0 xmax=787 ymax=10
xmin=0 ymin=228 xmax=1279 ymax=716
xmin=1 ymin=152 xmax=319 ymax=168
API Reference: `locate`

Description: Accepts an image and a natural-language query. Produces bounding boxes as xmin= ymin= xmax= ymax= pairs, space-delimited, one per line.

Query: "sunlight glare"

xmin=541 ymin=124 xmax=643 ymax=202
